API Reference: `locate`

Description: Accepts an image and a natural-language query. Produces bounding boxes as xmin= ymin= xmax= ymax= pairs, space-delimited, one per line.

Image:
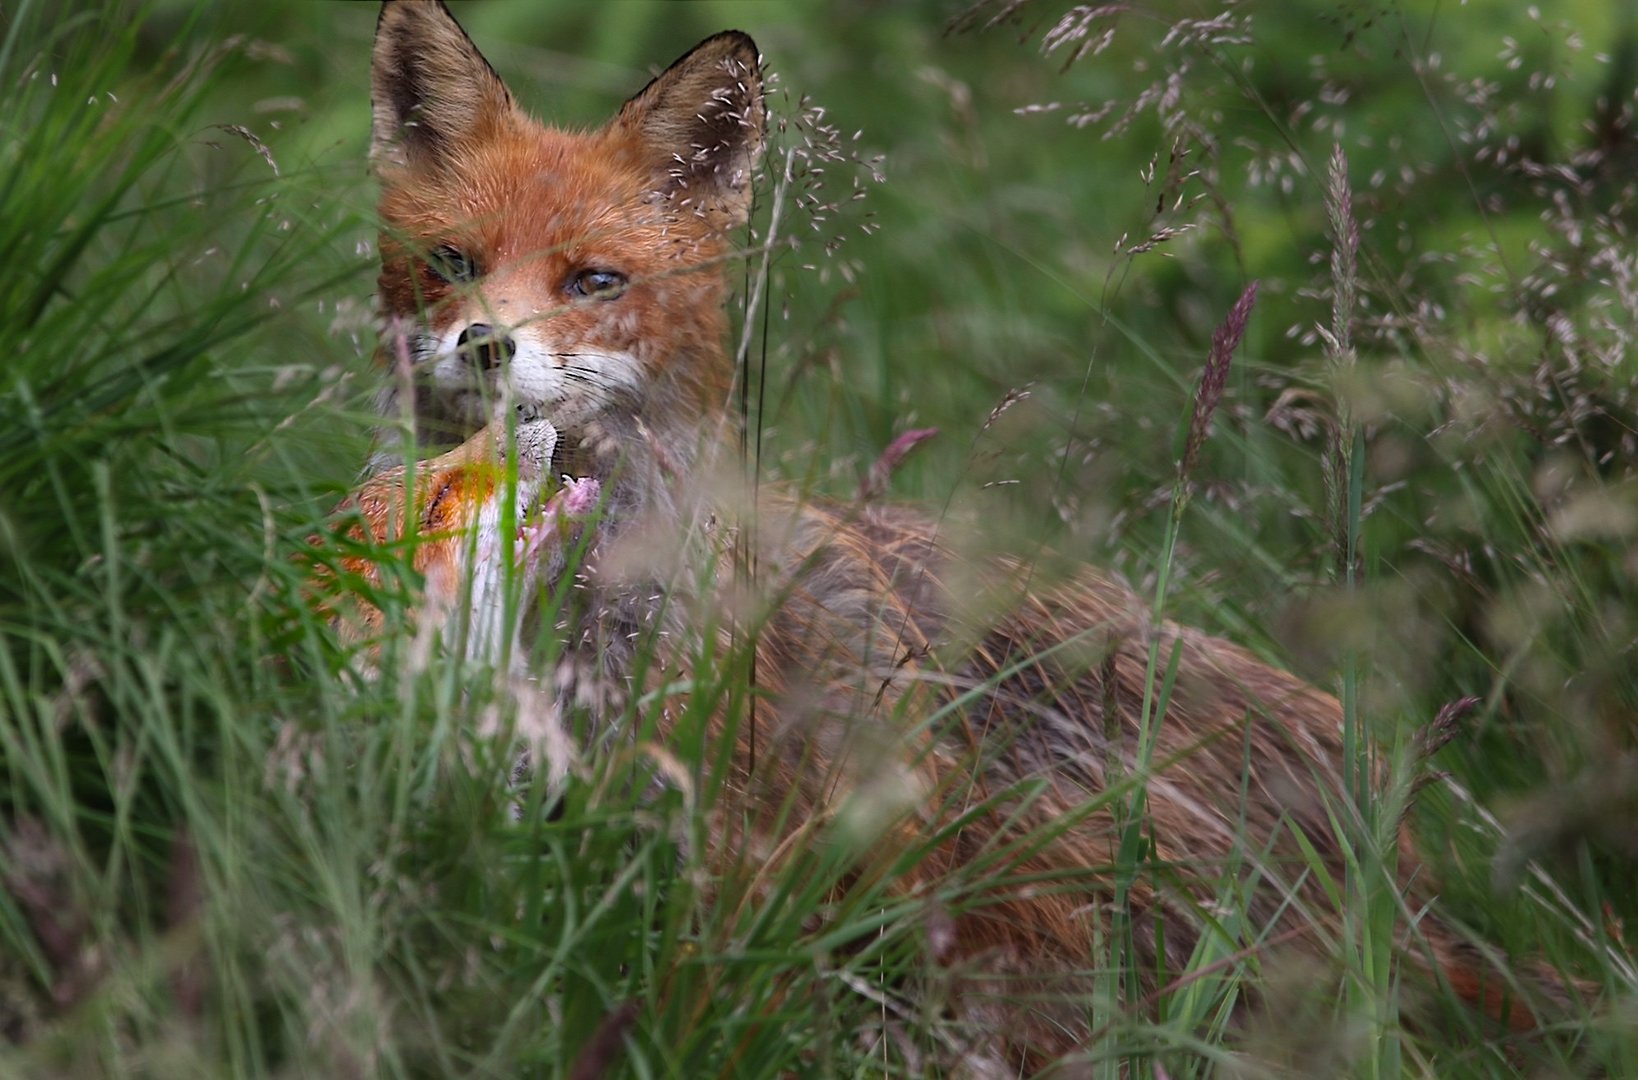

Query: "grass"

xmin=3 ymin=0 xmax=1637 ymax=1075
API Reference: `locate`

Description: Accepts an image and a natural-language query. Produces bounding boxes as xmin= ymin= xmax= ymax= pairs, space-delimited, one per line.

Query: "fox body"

xmin=356 ymin=0 xmax=1557 ymax=1067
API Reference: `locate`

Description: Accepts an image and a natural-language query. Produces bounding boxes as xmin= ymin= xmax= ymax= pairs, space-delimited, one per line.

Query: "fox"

xmin=348 ymin=0 xmax=1581 ymax=1069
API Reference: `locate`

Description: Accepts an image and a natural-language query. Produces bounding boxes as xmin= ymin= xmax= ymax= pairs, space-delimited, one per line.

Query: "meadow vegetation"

xmin=2 ymin=0 xmax=1635 ymax=1075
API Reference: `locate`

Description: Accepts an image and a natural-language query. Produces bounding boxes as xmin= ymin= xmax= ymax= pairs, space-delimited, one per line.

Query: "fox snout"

xmin=456 ymin=322 xmax=516 ymax=372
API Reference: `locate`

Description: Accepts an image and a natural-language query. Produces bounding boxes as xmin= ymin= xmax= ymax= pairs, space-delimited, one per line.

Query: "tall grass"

xmin=3 ymin=0 xmax=1636 ymax=1076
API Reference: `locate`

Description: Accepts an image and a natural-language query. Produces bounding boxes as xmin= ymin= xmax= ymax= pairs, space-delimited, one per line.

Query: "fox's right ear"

xmin=371 ymin=0 xmax=516 ymax=170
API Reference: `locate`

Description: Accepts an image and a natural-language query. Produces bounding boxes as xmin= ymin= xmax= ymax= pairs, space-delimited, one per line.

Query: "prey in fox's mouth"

xmin=317 ymin=415 xmax=600 ymax=664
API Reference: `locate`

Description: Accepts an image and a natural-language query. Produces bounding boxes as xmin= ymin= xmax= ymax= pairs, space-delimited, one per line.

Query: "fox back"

xmin=360 ymin=1 xmax=1567 ymax=1069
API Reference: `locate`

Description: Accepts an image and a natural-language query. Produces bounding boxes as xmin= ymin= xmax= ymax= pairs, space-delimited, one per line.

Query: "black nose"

xmin=457 ymin=323 xmax=516 ymax=370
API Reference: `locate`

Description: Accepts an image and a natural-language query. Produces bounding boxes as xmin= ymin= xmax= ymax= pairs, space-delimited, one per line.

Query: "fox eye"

xmin=428 ymin=244 xmax=479 ymax=284
xmin=566 ymin=268 xmax=628 ymax=300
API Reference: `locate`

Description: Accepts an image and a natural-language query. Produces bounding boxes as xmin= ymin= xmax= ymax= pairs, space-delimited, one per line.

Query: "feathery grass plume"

xmin=1315 ymin=141 xmax=1377 ymax=822
xmin=1039 ymin=4 xmax=1127 ymax=72
xmin=1321 ymin=143 xmax=1360 ymax=366
xmin=1179 ymin=279 xmax=1257 ymax=489
xmin=1319 ymin=141 xmax=1363 ymax=583
xmin=859 ymin=427 xmax=940 ymax=501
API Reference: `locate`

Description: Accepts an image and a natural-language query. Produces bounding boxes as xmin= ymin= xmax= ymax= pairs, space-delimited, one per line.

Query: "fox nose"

xmin=457 ymin=323 xmax=516 ymax=371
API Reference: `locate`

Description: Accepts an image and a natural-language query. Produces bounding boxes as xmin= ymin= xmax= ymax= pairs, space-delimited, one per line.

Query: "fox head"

xmin=369 ymin=1 xmax=764 ymax=471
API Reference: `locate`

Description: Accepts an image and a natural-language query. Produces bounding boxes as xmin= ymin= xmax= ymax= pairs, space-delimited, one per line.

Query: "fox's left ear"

xmin=615 ymin=31 xmax=765 ymax=229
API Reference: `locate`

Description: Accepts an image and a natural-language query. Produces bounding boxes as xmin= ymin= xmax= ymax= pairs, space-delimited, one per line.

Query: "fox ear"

xmin=371 ymin=0 xmax=516 ymax=170
xmin=615 ymin=31 xmax=765 ymax=228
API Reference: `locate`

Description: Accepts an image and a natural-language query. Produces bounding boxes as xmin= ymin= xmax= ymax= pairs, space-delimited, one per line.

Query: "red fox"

xmin=351 ymin=0 xmax=1575 ymax=1068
